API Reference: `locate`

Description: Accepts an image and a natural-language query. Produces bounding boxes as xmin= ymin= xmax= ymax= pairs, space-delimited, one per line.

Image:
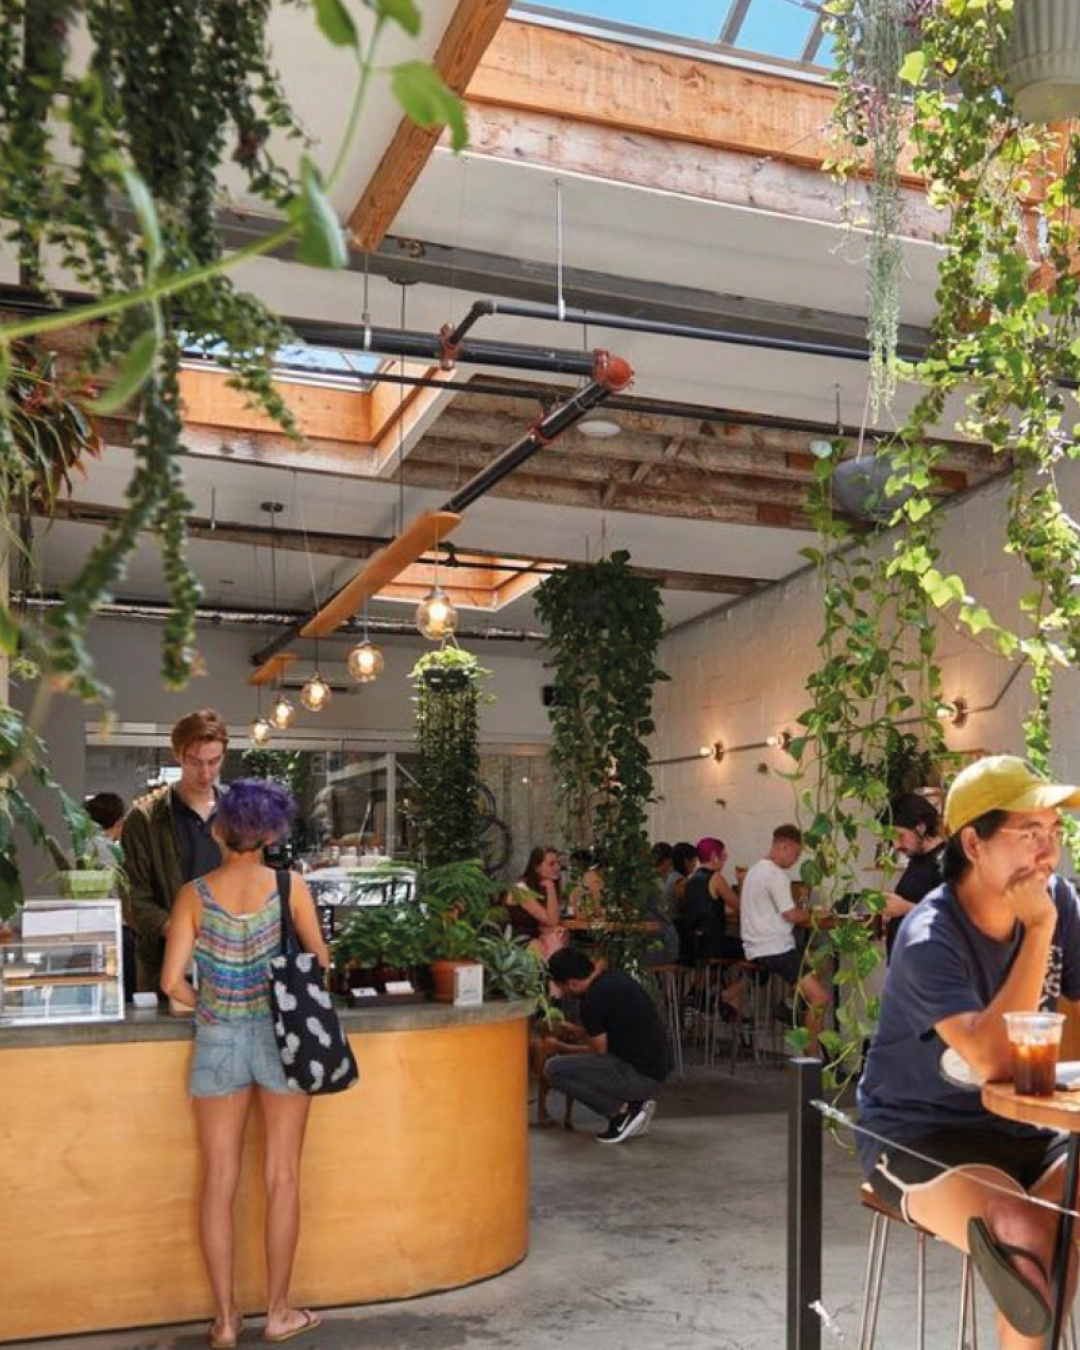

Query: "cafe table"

xmin=981 ymin=1079 xmax=1080 ymax=1348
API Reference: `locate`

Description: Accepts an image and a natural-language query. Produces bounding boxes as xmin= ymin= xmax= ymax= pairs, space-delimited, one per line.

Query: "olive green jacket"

xmin=120 ymin=786 xmax=183 ymax=992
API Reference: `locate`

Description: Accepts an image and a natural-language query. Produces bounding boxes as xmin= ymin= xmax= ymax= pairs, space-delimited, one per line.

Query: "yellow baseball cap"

xmin=944 ymin=755 xmax=1080 ymax=835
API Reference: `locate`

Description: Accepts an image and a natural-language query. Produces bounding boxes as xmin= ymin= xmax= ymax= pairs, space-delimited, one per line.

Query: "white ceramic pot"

xmin=1004 ymin=0 xmax=1080 ymax=123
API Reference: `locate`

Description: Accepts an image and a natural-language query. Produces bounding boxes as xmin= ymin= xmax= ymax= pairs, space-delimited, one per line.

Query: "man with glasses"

xmin=858 ymin=756 xmax=1080 ymax=1348
xmin=122 ymin=709 xmax=229 ymax=992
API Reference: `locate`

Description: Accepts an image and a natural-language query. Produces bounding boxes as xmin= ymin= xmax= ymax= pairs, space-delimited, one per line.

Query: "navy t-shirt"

xmin=857 ymin=876 xmax=1080 ymax=1175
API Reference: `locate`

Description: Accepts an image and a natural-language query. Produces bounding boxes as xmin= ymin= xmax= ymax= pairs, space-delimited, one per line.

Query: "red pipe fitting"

xmin=437 ymin=322 xmax=460 ymax=371
xmin=591 ymin=350 xmax=634 ymax=392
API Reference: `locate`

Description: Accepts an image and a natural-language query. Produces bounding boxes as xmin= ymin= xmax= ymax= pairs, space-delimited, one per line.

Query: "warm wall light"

xmin=936 ymin=697 xmax=968 ymax=728
xmin=348 ymin=639 xmax=384 ymax=683
xmin=249 ymin=716 xmax=272 ymax=747
xmin=416 ymin=584 xmax=458 ymax=640
xmin=698 ymin=745 xmax=713 ymax=758
xmin=766 ymin=730 xmax=794 ymax=752
xmin=712 ymin=741 xmax=725 ymax=762
xmin=268 ymin=693 xmax=296 ymax=730
xmin=299 ymin=671 xmax=332 ymax=712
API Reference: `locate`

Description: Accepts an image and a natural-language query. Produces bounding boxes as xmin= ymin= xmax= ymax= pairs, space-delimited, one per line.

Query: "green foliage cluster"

xmin=409 ymin=646 xmax=489 ymax=867
xmin=0 ymin=0 xmax=463 ymax=903
xmin=534 ymin=550 xmax=667 ymax=970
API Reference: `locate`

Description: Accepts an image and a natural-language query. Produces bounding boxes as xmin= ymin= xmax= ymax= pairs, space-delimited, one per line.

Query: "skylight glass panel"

xmin=525 ymin=1 xmax=734 ymax=42
xmin=732 ymin=0 xmax=818 ymax=62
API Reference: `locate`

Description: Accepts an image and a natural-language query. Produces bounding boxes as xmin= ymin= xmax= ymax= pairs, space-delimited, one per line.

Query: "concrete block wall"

xmin=651 ymin=463 xmax=1080 ymax=872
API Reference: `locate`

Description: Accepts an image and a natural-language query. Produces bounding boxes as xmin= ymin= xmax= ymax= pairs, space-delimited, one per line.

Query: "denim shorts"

xmin=190 ymin=1015 xmax=294 ymax=1098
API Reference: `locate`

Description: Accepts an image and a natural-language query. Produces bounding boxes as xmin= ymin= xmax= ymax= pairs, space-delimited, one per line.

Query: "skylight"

xmin=181 ymin=338 xmax=384 ymax=391
xmin=513 ymin=0 xmax=832 ymax=73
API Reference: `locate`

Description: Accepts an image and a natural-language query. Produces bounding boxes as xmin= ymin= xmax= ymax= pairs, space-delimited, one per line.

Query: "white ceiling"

xmin=34 ymin=4 xmax=956 ymax=642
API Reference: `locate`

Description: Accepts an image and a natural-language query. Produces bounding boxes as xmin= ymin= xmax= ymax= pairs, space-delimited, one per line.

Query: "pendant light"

xmin=416 ymin=543 xmax=457 ymax=640
xmin=348 ymin=604 xmax=384 ymax=683
xmin=262 ymin=500 xmax=295 ymax=729
xmin=249 ymin=686 xmax=272 ymax=746
xmin=299 ymin=635 xmax=332 ymax=712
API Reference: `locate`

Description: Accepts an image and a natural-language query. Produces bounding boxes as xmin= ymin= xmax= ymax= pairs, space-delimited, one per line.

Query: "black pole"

xmin=788 ymin=1057 xmax=823 ymax=1350
xmin=1047 ymin=1135 xmax=1080 ymax=1349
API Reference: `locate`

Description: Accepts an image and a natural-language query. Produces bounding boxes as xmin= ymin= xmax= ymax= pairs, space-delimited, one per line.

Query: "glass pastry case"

xmin=0 ymin=899 xmax=124 ymax=1026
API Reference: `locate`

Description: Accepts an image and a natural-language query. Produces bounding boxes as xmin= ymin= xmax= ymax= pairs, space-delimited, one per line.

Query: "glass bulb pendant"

xmin=347 ymin=639 xmax=384 ymax=683
xmin=416 ymin=585 xmax=458 ymax=640
xmin=268 ymin=694 xmax=296 ymax=730
xmin=249 ymin=716 xmax=273 ymax=747
xmin=299 ymin=672 xmax=332 ymax=712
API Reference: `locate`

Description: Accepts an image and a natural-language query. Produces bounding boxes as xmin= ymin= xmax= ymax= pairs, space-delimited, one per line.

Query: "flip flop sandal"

xmin=262 ymin=1309 xmax=322 ymax=1344
xmin=967 ymin=1216 xmax=1052 ymax=1338
xmin=208 ymin=1314 xmax=244 ymax=1349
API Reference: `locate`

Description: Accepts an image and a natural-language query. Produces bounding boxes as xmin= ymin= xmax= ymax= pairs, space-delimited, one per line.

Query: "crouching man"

xmin=545 ymin=948 xmax=669 ymax=1144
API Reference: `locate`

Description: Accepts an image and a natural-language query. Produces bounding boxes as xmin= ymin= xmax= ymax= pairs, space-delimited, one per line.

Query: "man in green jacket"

xmin=122 ymin=709 xmax=228 ymax=992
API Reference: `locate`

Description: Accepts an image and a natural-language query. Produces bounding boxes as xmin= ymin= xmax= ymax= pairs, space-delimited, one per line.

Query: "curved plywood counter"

xmin=0 ymin=1002 xmax=531 ymax=1342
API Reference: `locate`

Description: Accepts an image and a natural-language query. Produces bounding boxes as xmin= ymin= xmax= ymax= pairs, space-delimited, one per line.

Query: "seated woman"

xmin=859 ymin=756 xmax=1080 ymax=1349
xmin=568 ymin=848 xmax=606 ymax=922
xmin=511 ymin=846 xmax=568 ymax=958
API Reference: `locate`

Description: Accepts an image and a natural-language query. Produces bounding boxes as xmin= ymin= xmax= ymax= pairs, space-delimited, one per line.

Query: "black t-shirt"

xmin=172 ymin=789 xmax=221 ymax=884
xmin=885 ymin=843 xmax=945 ymax=960
xmin=581 ymin=971 xmax=669 ymax=1082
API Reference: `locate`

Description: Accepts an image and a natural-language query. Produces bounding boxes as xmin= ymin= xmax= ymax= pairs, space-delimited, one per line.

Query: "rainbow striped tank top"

xmin=193 ymin=877 xmax=281 ymax=1024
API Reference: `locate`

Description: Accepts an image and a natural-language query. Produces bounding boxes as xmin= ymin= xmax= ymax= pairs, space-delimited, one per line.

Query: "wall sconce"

xmin=766 ymin=729 xmax=794 ymax=752
xmin=268 ymin=693 xmax=296 ymax=730
xmin=936 ymin=697 xmax=968 ymax=728
xmin=711 ymin=741 xmax=725 ymax=762
xmin=697 ymin=745 xmax=713 ymax=758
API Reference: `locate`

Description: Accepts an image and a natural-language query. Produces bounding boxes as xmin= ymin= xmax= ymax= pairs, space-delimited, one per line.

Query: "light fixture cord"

xmin=397 ymin=284 xmax=407 ymax=536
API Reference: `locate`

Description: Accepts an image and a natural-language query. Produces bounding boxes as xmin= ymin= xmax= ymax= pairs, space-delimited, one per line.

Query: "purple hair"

xmin=217 ymin=779 xmax=296 ymax=852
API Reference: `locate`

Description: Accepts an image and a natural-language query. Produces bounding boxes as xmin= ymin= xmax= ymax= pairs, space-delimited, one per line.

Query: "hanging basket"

xmin=831 ymin=455 xmax=913 ymax=523
xmin=1003 ymin=0 xmax=1080 ymax=123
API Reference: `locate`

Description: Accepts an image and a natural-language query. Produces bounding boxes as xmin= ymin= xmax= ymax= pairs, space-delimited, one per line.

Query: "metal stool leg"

xmin=958 ymin=1253 xmax=978 ymax=1350
xmin=916 ymin=1230 xmax=926 ymax=1350
xmin=857 ymin=1212 xmax=890 ymax=1350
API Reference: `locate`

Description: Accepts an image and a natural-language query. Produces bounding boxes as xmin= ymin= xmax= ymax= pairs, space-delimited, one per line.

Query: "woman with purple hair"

xmin=162 ymin=779 xmax=329 ymax=1349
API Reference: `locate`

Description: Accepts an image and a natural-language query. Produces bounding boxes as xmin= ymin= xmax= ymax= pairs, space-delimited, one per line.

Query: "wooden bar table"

xmin=982 ymin=1079 xmax=1080 ymax=1349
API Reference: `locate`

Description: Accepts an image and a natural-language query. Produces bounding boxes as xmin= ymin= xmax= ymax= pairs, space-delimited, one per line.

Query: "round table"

xmin=982 ymin=1079 xmax=1080 ymax=1348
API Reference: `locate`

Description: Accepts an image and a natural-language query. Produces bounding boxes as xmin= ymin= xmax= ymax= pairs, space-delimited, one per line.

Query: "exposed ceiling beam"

xmin=348 ymin=0 xmax=514 ymax=252
xmin=43 ymin=500 xmax=766 ymax=596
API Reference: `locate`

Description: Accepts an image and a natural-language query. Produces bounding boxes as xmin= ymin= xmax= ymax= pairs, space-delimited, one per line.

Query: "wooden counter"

xmin=0 ymin=1002 xmax=531 ymax=1343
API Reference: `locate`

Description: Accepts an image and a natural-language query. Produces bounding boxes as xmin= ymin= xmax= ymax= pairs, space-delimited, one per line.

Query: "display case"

xmin=307 ymin=866 xmax=417 ymax=942
xmin=0 ymin=899 xmax=124 ymax=1026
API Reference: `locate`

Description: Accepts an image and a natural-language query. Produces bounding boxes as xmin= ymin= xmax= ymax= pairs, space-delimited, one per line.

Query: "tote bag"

xmin=269 ymin=870 xmax=359 ymax=1095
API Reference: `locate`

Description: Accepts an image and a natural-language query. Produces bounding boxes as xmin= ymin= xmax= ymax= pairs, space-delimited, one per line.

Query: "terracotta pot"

xmin=429 ymin=959 xmax=480 ymax=1003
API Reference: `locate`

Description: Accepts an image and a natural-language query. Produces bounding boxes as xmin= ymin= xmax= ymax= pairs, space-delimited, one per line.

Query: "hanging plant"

xmin=409 ymin=644 xmax=491 ymax=868
xmin=534 ymin=551 xmax=667 ymax=970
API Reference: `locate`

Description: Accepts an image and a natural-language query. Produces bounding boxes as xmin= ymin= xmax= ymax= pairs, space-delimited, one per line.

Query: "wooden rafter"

xmin=348 ymin=0 xmax=514 ymax=252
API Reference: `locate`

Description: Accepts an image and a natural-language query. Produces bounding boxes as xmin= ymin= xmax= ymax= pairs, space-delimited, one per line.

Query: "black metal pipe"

xmin=443 ymin=300 xmax=495 ymax=349
xmin=478 ymin=298 xmax=925 ymax=364
xmin=787 ymin=1057 xmax=823 ymax=1350
xmin=354 ymin=325 xmax=602 ymax=377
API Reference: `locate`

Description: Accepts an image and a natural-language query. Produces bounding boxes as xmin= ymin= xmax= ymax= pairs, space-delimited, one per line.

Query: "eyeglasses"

xmin=998 ymin=823 xmax=1067 ymax=849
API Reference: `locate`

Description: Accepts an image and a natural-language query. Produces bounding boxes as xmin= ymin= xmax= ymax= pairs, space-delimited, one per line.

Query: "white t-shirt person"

xmin=740 ymin=857 xmax=799 ymax=959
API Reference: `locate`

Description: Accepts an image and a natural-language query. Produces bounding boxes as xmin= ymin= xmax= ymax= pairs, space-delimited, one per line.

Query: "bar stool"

xmin=652 ymin=964 xmax=687 ymax=1080
xmin=858 ymin=1184 xmax=1080 ymax=1350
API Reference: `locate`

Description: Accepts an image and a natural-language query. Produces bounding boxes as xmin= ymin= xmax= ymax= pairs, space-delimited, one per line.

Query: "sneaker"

xmin=596 ymin=1101 xmax=651 ymax=1145
xmin=635 ymin=1099 xmax=657 ymax=1136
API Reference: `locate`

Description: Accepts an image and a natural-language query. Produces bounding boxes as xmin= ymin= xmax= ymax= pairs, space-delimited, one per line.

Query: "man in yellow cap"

xmin=858 ymin=755 xmax=1080 ymax=1349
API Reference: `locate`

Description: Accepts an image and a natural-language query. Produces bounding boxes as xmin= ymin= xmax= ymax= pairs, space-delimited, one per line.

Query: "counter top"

xmin=0 ymin=998 xmax=534 ymax=1049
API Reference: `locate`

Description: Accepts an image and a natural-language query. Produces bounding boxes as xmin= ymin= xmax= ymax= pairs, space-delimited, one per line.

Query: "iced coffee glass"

xmin=1003 ymin=1011 xmax=1065 ymax=1097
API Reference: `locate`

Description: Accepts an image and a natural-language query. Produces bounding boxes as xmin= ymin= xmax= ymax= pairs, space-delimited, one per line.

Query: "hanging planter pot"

xmin=831 ymin=454 xmax=913 ymax=523
xmin=1003 ymin=0 xmax=1080 ymax=123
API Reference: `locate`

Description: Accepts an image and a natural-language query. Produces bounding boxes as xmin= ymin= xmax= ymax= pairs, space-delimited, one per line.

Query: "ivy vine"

xmin=409 ymin=644 xmax=490 ymax=868
xmin=534 ymin=550 xmax=667 ymax=970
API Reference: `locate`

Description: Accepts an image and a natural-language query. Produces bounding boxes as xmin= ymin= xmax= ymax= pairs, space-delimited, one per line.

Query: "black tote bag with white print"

xmin=269 ymin=870 xmax=359 ymax=1095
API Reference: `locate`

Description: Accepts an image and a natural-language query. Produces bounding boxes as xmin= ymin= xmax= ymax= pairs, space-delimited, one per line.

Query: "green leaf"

xmin=84 ymin=327 xmax=160 ymax=413
xmin=119 ymin=164 xmax=162 ymax=275
xmin=288 ymin=156 xmax=348 ymax=269
xmin=391 ymin=61 xmax=467 ymax=152
xmin=364 ymin=0 xmax=420 ymax=36
xmin=898 ymin=50 xmax=927 ymax=87
xmin=315 ymin=0 xmax=359 ymax=47
xmin=0 ymin=600 xmax=18 ymax=656
xmin=0 ymin=852 xmax=21 ymax=921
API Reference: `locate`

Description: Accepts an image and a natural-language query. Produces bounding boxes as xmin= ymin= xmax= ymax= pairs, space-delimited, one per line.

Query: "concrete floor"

xmin=15 ymin=1062 xmax=995 ymax=1350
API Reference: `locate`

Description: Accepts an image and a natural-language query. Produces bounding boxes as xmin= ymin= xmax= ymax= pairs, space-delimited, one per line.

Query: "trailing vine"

xmin=534 ymin=551 xmax=667 ymax=970
xmin=409 ymin=644 xmax=490 ymax=868
xmin=0 ymin=0 xmax=464 ymax=897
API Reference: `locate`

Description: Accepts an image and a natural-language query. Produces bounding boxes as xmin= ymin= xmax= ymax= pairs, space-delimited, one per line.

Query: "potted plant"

xmin=417 ymin=859 xmax=507 ymax=1002
xmin=51 ymin=797 xmax=118 ymax=900
xmin=1003 ymin=0 xmax=1080 ymax=122
xmin=332 ymin=903 xmax=428 ymax=994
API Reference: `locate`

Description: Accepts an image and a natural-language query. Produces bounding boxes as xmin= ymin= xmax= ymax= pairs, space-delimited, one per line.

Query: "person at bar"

xmin=858 ymin=756 xmax=1080 ymax=1348
xmin=881 ymin=791 xmax=948 ymax=961
xmin=122 ymin=709 xmax=228 ymax=991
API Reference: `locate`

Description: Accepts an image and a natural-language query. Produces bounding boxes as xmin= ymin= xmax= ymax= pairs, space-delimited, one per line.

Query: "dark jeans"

xmin=544 ymin=1052 xmax=664 ymax=1118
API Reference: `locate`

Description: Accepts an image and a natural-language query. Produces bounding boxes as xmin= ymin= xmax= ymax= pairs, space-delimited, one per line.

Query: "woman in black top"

xmin=883 ymin=792 xmax=947 ymax=959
